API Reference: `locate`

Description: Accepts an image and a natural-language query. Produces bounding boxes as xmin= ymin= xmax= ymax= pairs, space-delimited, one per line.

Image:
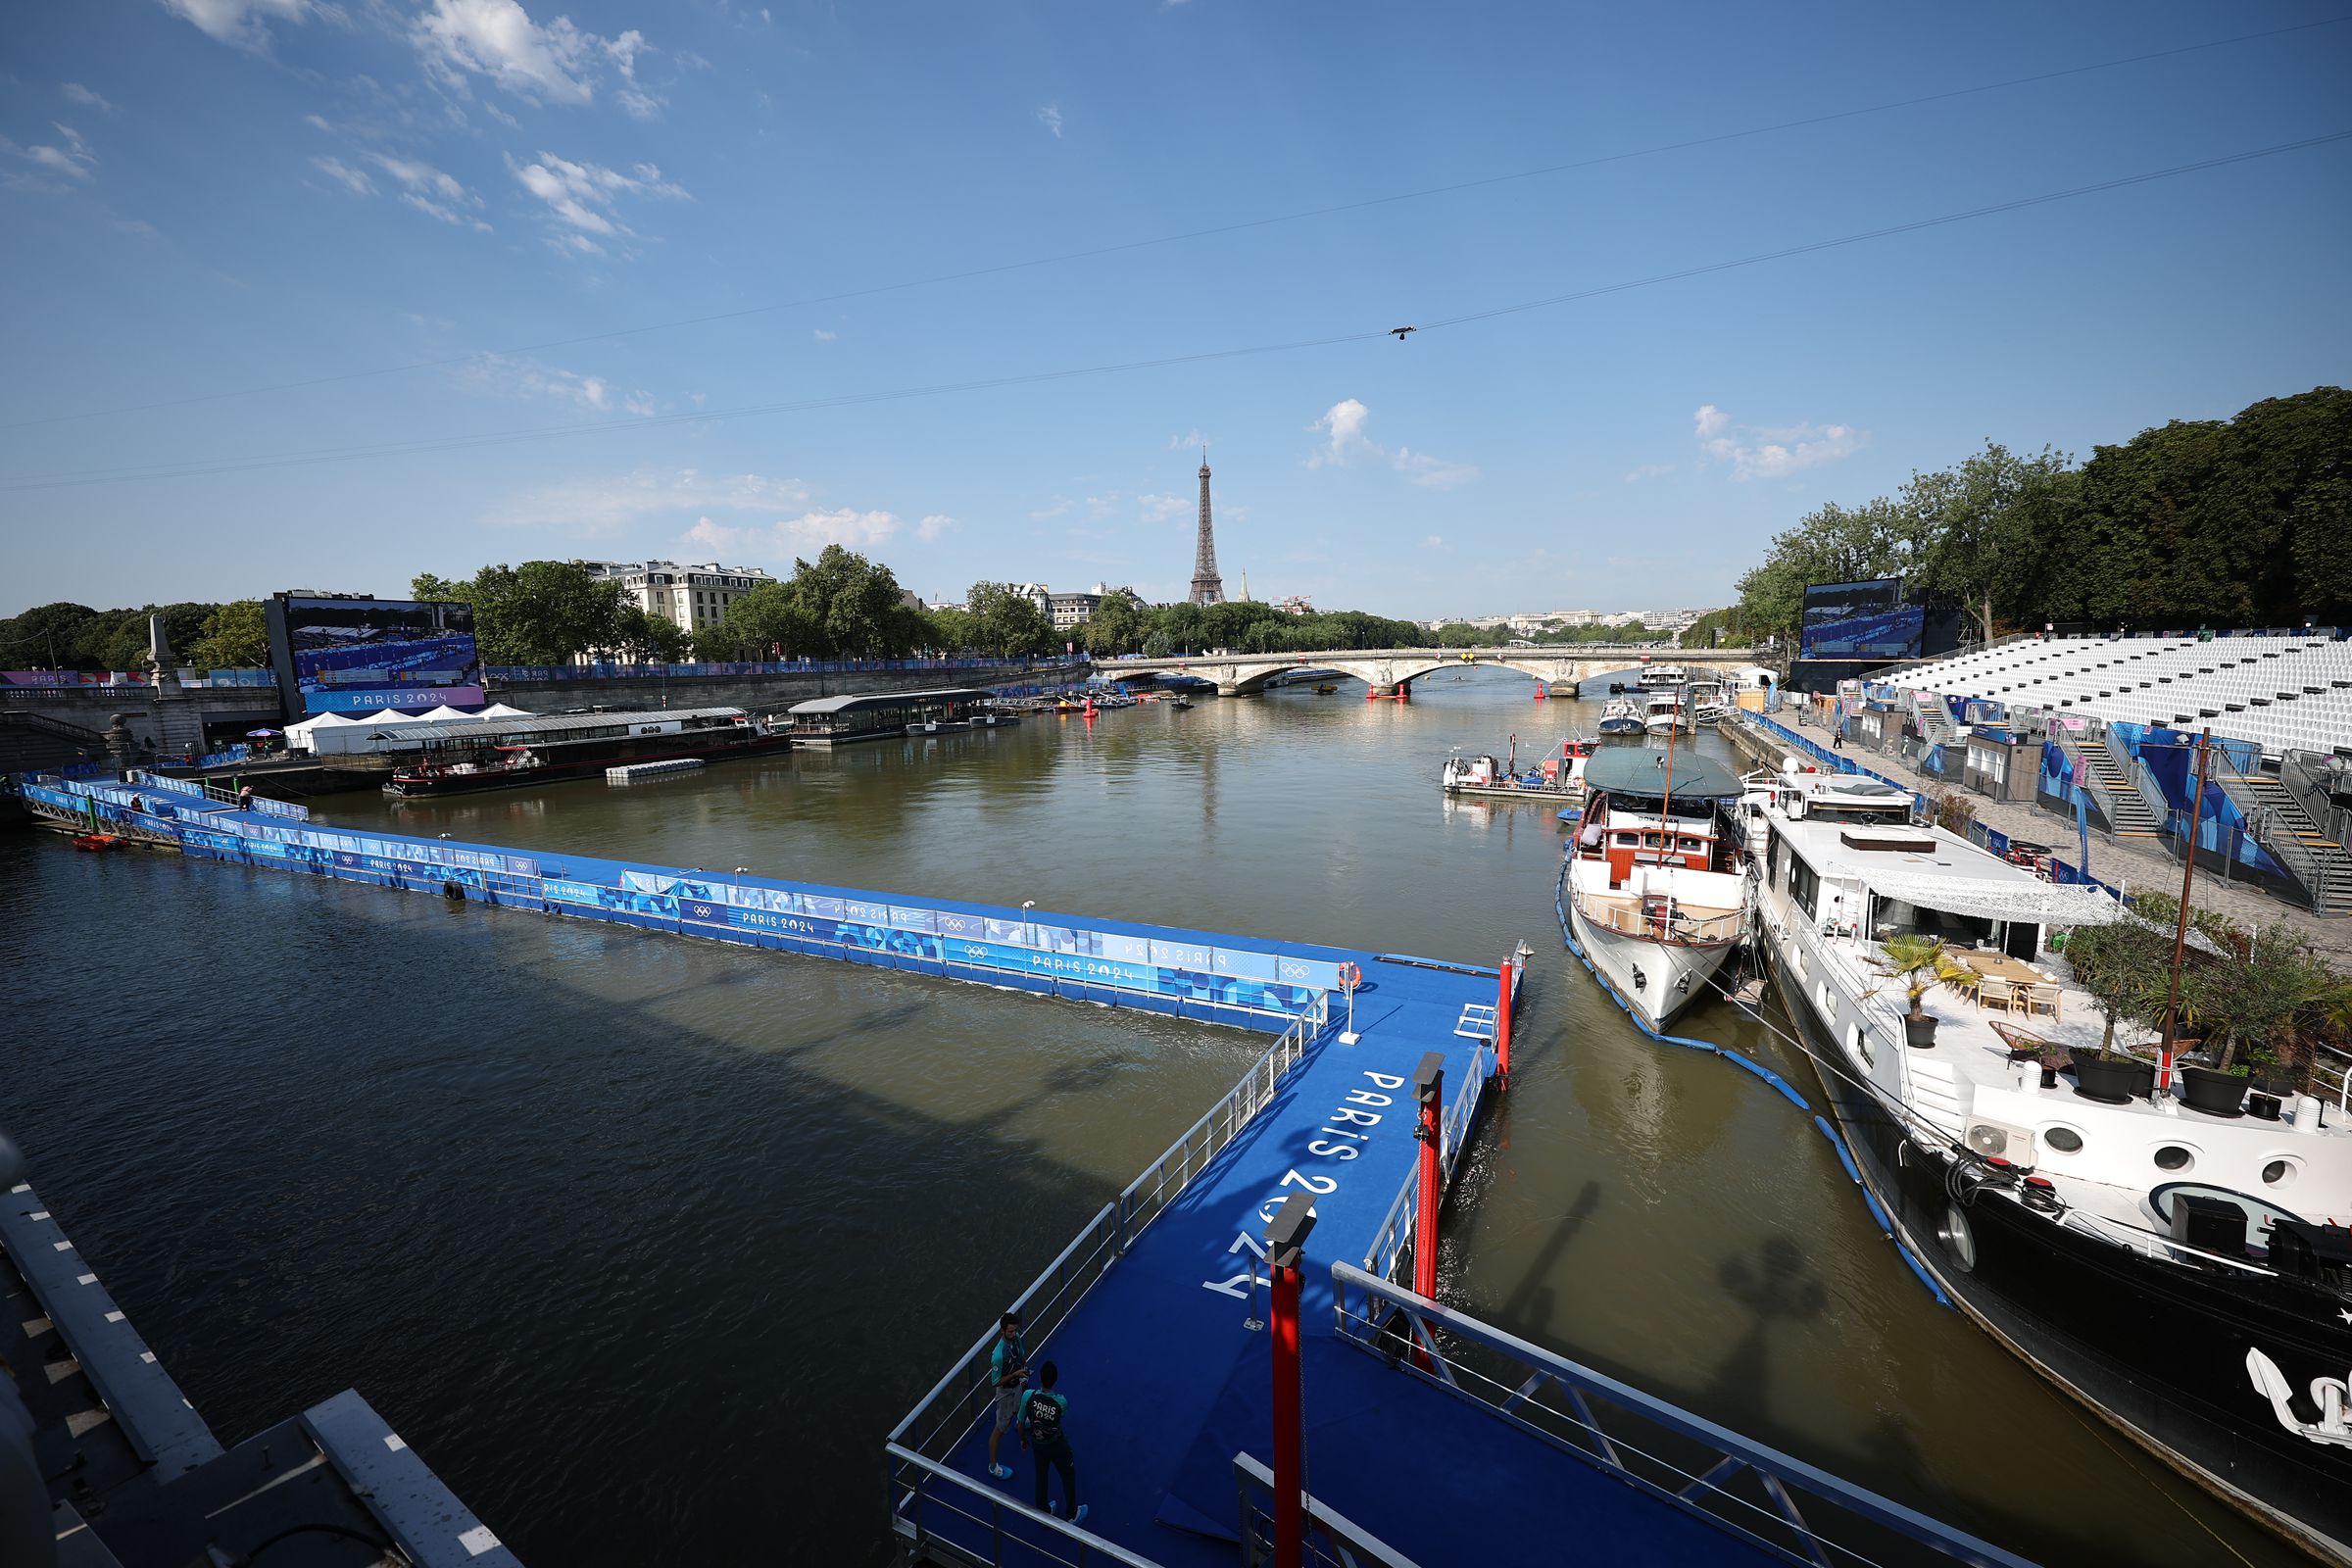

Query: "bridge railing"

xmin=1330 ymin=1262 xmax=2033 ymax=1568
xmin=886 ymin=993 xmax=1329 ymax=1563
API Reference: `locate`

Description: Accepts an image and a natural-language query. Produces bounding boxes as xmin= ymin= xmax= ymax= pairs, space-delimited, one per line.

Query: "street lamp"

xmin=1021 ymin=899 xmax=1037 ymax=947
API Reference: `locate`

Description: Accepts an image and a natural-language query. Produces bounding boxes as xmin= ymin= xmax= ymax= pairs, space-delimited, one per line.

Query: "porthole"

xmin=2044 ymin=1127 xmax=2084 ymax=1153
xmin=1936 ymin=1204 xmax=1977 ymax=1272
xmin=2263 ymin=1158 xmax=2299 ymax=1188
xmin=1849 ymin=1022 xmax=1872 ymax=1067
xmin=1818 ymin=981 xmax=1834 ymax=1016
xmin=2153 ymin=1146 xmax=2194 ymax=1173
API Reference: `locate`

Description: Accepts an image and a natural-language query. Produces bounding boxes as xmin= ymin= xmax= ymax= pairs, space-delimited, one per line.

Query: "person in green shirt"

xmin=985 ymin=1311 xmax=1028 ymax=1481
xmin=1019 ymin=1360 xmax=1083 ymax=1523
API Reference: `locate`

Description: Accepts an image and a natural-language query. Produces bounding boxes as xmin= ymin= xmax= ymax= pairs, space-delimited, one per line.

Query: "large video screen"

xmin=270 ymin=595 xmax=483 ymax=713
xmin=1800 ymin=578 xmax=1923 ymax=662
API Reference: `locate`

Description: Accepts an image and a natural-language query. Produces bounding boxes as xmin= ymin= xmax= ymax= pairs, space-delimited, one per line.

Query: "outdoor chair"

xmin=1976 ymin=978 xmax=2014 ymax=1012
xmin=2027 ymin=984 xmax=2062 ymax=1022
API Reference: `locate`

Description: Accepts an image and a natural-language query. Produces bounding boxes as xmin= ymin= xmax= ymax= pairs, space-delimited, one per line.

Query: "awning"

xmin=1839 ymin=866 xmax=2129 ymax=925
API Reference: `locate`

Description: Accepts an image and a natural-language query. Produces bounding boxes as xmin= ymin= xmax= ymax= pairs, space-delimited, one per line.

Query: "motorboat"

xmin=1597 ymin=698 xmax=1645 ymax=737
xmin=1640 ymin=662 xmax=1689 ymax=691
xmin=1746 ymin=759 xmax=2352 ymax=1559
xmin=1561 ymin=745 xmax=1747 ymax=1029
xmin=1443 ymin=737 xmax=1594 ymax=802
xmin=1642 ymin=694 xmax=1691 ymax=735
xmin=1684 ymin=679 xmax=1731 ymax=727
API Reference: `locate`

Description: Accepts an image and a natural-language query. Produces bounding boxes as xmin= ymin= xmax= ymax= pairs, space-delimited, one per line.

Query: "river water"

xmin=0 ymin=672 xmax=2303 ymax=1567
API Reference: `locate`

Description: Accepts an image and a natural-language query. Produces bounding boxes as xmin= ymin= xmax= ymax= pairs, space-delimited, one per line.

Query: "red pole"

xmin=1266 ymin=1195 xmax=1316 ymax=1568
xmin=1494 ymin=957 xmax=1513 ymax=1085
xmin=1411 ymin=1051 xmax=1446 ymax=1372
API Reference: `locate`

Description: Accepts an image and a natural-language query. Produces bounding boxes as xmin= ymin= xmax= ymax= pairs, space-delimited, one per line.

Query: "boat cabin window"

xmin=1789 ymin=858 xmax=1819 ymax=919
xmin=1642 ymin=832 xmax=1666 ymax=850
xmin=1613 ymin=832 xmax=1639 ymax=848
xmin=1676 ymin=836 xmax=1706 ymax=854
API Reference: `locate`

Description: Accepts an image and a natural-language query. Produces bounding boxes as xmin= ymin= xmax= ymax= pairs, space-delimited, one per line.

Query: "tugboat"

xmin=1746 ymin=757 xmax=2352 ymax=1560
xmin=1561 ymin=745 xmax=1747 ymax=1029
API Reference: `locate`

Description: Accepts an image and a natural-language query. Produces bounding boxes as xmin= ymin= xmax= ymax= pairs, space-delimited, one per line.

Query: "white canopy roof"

xmin=286 ymin=711 xmax=357 ymax=733
xmin=1841 ymin=865 xmax=2129 ymax=926
xmin=416 ymin=704 xmax=478 ymax=721
xmin=477 ymin=702 xmax=534 ymax=717
xmin=361 ymin=708 xmax=416 ymax=725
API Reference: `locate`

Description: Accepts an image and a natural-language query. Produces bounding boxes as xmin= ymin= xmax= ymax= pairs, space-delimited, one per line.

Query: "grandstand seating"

xmin=1883 ymin=633 xmax=2352 ymax=760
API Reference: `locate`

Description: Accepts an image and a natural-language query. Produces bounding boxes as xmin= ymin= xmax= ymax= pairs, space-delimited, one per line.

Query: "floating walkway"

xmin=20 ymin=769 xmax=2034 ymax=1568
xmin=606 ymin=757 xmax=706 ymax=782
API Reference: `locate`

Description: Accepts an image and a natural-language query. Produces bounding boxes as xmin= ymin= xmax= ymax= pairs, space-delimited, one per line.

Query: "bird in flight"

xmin=1389 ymin=325 xmax=1416 ymax=341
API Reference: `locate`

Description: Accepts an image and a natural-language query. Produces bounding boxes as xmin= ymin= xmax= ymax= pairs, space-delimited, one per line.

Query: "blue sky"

xmin=3 ymin=1 xmax=2347 ymax=621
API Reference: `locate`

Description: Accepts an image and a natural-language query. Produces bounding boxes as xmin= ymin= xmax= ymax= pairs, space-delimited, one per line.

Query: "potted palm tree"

xmin=1868 ymin=935 xmax=1978 ymax=1049
xmin=2056 ymin=918 xmax=2167 ymax=1102
xmin=2179 ymin=923 xmax=2329 ymax=1115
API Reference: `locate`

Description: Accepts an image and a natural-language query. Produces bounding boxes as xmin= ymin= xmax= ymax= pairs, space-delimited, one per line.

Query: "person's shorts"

xmin=993 ymin=1385 xmax=1023 ymax=1434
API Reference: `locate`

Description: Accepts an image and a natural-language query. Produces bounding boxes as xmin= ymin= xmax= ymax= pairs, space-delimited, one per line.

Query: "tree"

xmin=411 ymin=573 xmax=468 ymax=603
xmin=0 ymin=602 xmax=99 ymax=668
xmin=1903 ymin=443 xmax=2073 ymax=645
xmin=451 ymin=561 xmax=628 ymax=664
xmin=707 ymin=581 xmax=820 ymax=660
xmin=188 ymin=599 xmax=270 ymax=668
xmin=964 ymin=582 xmax=1054 ymax=658
xmin=1079 ymin=590 xmax=1145 ymax=656
xmin=788 ymin=545 xmax=914 ymax=657
xmin=2061 ymin=918 xmax=2177 ymax=1056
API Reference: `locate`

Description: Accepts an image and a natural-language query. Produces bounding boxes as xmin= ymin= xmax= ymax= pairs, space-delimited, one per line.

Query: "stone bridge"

xmin=1107 ymin=646 xmax=1765 ymax=698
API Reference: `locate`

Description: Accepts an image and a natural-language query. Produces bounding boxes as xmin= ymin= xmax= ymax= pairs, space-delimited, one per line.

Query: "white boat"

xmin=1562 ymin=746 xmax=1747 ymax=1029
xmin=1443 ymin=737 xmax=1593 ymax=801
xmin=1684 ymin=678 xmax=1730 ymax=727
xmin=1597 ymin=698 xmax=1645 ymax=737
xmin=1640 ymin=662 xmax=1688 ymax=690
xmin=1746 ymin=758 xmax=2352 ymax=1558
xmin=1642 ymin=694 xmax=1691 ymax=735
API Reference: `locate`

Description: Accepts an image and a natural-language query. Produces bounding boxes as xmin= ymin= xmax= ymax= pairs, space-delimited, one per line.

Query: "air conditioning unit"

xmin=1965 ymin=1120 xmax=2037 ymax=1167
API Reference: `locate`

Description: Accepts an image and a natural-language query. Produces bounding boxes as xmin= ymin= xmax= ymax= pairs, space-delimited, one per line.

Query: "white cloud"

xmin=510 ymin=149 xmax=688 ymax=246
xmin=1167 ymin=429 xmax=1210 ymax=451
xmin=61 ymin=83 xmax=116 ymax=114
xmin=1622 ymin=463 xmax=1676 ymax=484
xmin=1136 ymin=493 xmax=1187 ymax=523
xmin=497 ymin=467 xmax=812 ymax=531
xmin=458 ymin=353 xmax=662 ymax=415
xmin=1029 ymin=498 xmax=1072 ymax=521
xmin=1306 ymin=398 xmax=1479 ymax=488
xmin=1693 ymin=403 xmax=1865 ymax=481
xmin=414 ymin=0 xmax=662 ymax=115
xmin=159 ymin=0 xmax=318 ymax=50
xmin=811 ymin=327 xmax=837 ymax=342
xmin=1036 ymin=103 xmax=1063 ymax=138
xmin=310 ymin=154 xmax=375 ymax=195
xmin=4 ymin=124 xmax=97 ymax=189
xmin=1422 ymin=535 xmax=1446 ymax=550
xmin=682 ymin=509 xmax=906 ymax=557
xmin=368 ymin=152 xmax=490 ymax=229
xmin=916 ymin=514 xmax=956 ymax=542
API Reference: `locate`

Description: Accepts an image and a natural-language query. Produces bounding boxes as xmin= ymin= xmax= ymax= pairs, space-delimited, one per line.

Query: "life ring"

xmin=1337 ymin=961 xmax=1362 ymax=991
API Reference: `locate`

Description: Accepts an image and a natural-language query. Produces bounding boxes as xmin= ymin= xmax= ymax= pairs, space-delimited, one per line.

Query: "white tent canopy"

xmin=1843 ymin=867 xmax=2128 ymax=926
xmin=417 ymin=704 xmax=478 ymax=721
xmin=477 ymin=702 xmax=534 ymax=718
xmin=284 ymin=711 xmax=357 ymax=754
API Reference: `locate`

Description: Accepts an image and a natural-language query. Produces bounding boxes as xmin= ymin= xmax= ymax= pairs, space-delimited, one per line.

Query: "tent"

xmin=284 ymin=711 xmax=358 ymax=753
xmin=416 ymin=704 xmax=479 ymax=722
xmin=477 ymin=703 xmax=535 ymax=718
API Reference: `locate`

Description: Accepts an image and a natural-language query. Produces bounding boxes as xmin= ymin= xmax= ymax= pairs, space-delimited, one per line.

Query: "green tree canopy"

xmin=188 ymin=599 xmax=270 ymax=668
xmin=964 ymin=582 xmax=1055 ymax=658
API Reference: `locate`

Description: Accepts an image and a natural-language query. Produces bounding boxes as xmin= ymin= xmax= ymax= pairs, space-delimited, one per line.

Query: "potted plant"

xmin=1867 ymin=935 xmax=1978 ymax=1049
xmin=2054 ymin=918 xmax=2169 ymax=1102
xmin=2177 ymin=921 xmax=2329 ymax=1116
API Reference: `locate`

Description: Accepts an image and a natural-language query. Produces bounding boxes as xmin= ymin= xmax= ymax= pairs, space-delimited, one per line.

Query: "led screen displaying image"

xmin=269 ymin=595 xmax=483 ymax=713
xmin=1799 ymin=578 xmax=1924 ymax=662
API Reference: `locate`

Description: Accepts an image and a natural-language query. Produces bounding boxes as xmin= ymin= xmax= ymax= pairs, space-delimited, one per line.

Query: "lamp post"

xmin=1022 ymin=899 xmax=1037 ymax=947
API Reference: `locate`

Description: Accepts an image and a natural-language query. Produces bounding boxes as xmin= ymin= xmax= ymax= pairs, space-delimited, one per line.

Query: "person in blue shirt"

xmin=1019 ymin=1360 xmax=1083 ymax=1523
xmin=985 ymin=1311 xmax=1028 ymax=1481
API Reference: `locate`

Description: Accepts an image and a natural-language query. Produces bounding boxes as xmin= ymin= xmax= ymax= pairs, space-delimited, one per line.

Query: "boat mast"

xmin=2156 ymin=727 xmax=2211 ymax=1058
xmin=1657 ymin=733 xmax=1677 ymax=864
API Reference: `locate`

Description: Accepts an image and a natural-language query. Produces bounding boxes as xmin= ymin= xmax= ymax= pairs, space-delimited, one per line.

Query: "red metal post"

xmin=1494 ymin=956 xmax=1514 ymax=1085
xmin=1265 ymin=1194 xmax=1316 ymax=1568
xmin=1412 ymin=1052 xmax=1445 ymax=1370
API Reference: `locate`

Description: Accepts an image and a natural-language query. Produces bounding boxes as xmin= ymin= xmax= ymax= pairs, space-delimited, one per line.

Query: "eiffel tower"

xmin=1189 ymin=453 xmax=1224 ymax=606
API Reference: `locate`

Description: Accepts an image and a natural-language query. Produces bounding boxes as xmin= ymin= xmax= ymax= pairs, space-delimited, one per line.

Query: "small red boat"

xmin=72 ymin=833 xmax=121 ymax=853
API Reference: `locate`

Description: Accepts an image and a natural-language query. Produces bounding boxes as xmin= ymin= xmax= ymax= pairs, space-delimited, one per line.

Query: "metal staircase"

xmin=2078 ymin=734 xmax=2161 ymax=837
xmin=2214 ymin=753 xmax=2352 ymax=914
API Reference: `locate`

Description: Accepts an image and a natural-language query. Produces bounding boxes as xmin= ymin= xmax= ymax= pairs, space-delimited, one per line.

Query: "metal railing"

xmin=2283 ymin=748 xmax=2352 ymax=845
xmin=1361 ymin=1039 xmax=1493 ymax=1285
xmin=1232 ymin=1453 xmax=1425 ymax=1568
xmin=881 ymin=1446 xmax=1156 ymax=1568
xmin=1329 ymin=1263 xmax=2034 ymax=1568
xmin=484 ymin=655 xmax=1079 ymax=681
xmin=886 ymin=994 xmax=1329 ymax=1564
xmin=2313 ymin=1042 xmax=2352 ymax=1113
xmin=1570 ymin=889 xmax=1744 ymax=945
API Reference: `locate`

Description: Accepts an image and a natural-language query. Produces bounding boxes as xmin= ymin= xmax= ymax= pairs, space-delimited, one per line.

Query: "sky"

xmin=2 ymin=1 xmax=2348 ymax=622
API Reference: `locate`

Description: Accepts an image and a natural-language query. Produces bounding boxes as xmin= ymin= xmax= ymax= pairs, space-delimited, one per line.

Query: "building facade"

xmin=581 ymin=560 xmax=776 ymax=634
